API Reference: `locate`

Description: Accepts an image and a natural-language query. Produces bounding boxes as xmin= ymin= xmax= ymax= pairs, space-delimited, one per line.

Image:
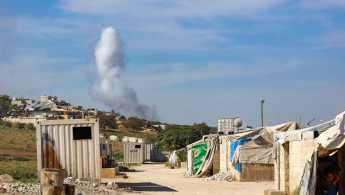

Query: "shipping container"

xmin=36 ymin=119 xmax=101 ymax=183
xmin=124 ymin=143 xmax=145 ymax=164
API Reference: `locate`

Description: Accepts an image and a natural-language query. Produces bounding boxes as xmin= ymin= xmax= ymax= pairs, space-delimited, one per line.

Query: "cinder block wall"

xmin=213 ymin=145 xmax=220 ymax=174
xmin=275 ymin=142 xmax=289 ymax=191
xmin=288 ymin=131 xmax=317 ymax=192
xmin=241 ymin=163 xmax=274 ymax=181
xmin=219 ymin=137 xmax=228 ymax=172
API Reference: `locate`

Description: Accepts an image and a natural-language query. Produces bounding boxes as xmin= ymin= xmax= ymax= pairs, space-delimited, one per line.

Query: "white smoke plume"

xmin=90 ymin=27 xmax=158 ymax=120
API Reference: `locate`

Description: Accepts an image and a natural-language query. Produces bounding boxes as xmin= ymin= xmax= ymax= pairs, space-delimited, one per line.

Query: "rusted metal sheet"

xmin=124 ymin=143 xmax=145 ymax=164
xmin=36 ymin=119 xmax=101 ymax=182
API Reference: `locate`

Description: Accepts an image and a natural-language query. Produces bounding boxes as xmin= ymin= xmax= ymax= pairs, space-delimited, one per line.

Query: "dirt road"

xmin=106 ymin=162 xmax=274 ymax=195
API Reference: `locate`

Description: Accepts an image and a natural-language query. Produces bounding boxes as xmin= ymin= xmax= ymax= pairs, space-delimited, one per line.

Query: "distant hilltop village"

xmin=0 ymin=94 xmax=166 ymax=131
xmin=0 ymin=94 xmax=101 ymax=124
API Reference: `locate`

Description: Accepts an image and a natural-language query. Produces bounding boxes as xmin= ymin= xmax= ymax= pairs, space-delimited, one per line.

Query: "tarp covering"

xmin=232 ymin=145 xmax=273 ymax=165
xmin=192 ymin=142 xmax=207 ymax=174
xmin=169 ymin=151 xmax=178 ymax=165
xmin=317 ymin=111 xmax=345 ymax=157
xmin=196 ymin=137 xmax=218 ymax=177
xmin=299 ymin=150 xmax=318 ymax=195
xmin=231 ymin=122 xmax=299 ymax=172
xmin=230 ymin=138 xmax=252 ymax=172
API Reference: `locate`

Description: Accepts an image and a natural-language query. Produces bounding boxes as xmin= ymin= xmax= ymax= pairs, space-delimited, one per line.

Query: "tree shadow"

xmin=117 ymin=182 xmax=177 ymax=192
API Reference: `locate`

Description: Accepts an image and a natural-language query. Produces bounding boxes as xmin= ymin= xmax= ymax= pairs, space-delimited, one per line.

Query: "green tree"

xmin=193 ymin=122 xmax=211 ymax=136
xmin=0 ymin=95 xmax=11 ymax=117
xmin=98 ymin=115 xmax=117 ymax=129
xmin=25 ymin=123 xmax=36 ymax=130
xmin=155 ymin=124 xmax=203 ymax=152
xmin=124 ymin=117 xmax=145 ymax=131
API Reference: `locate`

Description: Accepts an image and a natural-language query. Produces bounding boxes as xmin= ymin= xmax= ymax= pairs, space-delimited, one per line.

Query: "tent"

xmin=273 ymin=111 xmax=345 ymax=194
xmin=230 ymin=122 xmax=302 ymax=181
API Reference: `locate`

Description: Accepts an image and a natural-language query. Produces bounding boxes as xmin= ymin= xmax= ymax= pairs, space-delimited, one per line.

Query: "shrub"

xmin=0 ymin=121 xmax=12 ymax=129
xmin=16 ymin=122 xmax=25 ymax=129
xmin=13 ymin=155 xmax=31 ymax=162
xmin=25 ymin=123 xmax=36 ymax=130
xmin=0 ymin=164 xmax=38 ymax=183
xmin=117 ymin=134 xmax=124 ymax=142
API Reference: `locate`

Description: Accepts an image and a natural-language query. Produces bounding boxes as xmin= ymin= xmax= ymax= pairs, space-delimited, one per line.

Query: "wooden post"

xmin=261 ymin=100 xmax=265 ymax=127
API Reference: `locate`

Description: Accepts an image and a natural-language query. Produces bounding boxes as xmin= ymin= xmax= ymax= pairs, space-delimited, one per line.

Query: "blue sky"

xmin=0 ymin=0 xmax=345 ymax=127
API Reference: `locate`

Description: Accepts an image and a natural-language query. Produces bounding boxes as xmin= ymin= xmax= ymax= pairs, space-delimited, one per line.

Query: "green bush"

xmin=25 ymin=123 xmax=36 ymax=130
xmin=13 ymin=155 xmax=31 ymax=161
xmin=176 ymin=149 xmax=187 ymax=162
xmin=0 ymin=121 xmax=12 ymax=129
xmin=117 ymin=134 xmax=124 ymax=142
xmin=0 ymin=155 xmax=9 ymax=161
xmin=0 ymin=164 xmax=38 ymax=183
xmin=15 ymin=122 xmax=25 ymax=129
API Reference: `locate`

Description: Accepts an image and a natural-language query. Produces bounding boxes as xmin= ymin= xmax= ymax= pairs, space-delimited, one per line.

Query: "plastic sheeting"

xmin=232 ymin=145 xmax=273 ymax=166
xmin=192 ymin=142 xmax=207 ymax=174
xmin=299 ymin=150 xmax=317 ymax=195
xmin=230 ymin=138 xmax=252 ymax=172
xmin=196 ymin=137 xmax=218 ymax=177
xmin=169 ymin=151 xmax=178 ymax=165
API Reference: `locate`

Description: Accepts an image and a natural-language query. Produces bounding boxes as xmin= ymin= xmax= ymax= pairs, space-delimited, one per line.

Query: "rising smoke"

xmin=90 ymin=27 xmax=158 ymax=120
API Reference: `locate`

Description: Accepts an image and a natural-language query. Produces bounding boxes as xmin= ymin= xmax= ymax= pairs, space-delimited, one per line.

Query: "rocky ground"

xmin=0 ymin=177 xmax=127 ymax=195
xmin=204 ymin=171 xmax=233 ymax=181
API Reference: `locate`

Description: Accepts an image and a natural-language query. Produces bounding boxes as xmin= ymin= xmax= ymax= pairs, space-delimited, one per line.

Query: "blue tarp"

xmin=230 ymin=138 xmax=252 ymax=172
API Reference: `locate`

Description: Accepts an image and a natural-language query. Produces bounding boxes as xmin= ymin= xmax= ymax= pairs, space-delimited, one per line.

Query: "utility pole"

xmin=261 ymin=100 xmax=265 ymax=127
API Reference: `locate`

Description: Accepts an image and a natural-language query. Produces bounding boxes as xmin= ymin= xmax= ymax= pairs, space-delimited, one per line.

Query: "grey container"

xmin=218 ymin=118 xmax=235 ymax=134
xmin=36 ymin=119 xmax=101 ymax=183
xmin=124 ymin=143 xmax=145 ymax=164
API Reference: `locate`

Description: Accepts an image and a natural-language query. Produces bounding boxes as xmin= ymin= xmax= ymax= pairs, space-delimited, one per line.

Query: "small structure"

xmin=229 ymin=122 xmax=302 ymax=182
xmin=186 ymin=135 xmax=221 ymax=177
xmin=99 ymin=136 xmax=116 ymax=168
xmin=274 ymin=112 xmax=345 ymax=194
xmin=36 ymin=119 xmax=101 ymax=183
xmin=124 ymin=143 xmax=145 ymax=164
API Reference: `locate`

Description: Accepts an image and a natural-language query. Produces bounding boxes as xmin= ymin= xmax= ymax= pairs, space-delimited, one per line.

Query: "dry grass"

xmin=0 ymin=128 xmax=36 ymax=153
xmin=0 ymin=127 xmax=38 ymax=183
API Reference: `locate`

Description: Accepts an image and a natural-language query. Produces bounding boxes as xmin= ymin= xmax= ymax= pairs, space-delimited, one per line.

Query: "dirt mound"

xmin=0 ymin=174 xmax=14 ymax=183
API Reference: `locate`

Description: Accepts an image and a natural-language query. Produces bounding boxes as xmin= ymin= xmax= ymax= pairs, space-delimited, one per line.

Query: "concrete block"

xmin=101 ymin=167 xmax=119 ymax=178
xmin=264 ymin=189 xmax=286 ymax=195
xmin=286 ymin=133 xmax=302 ymax=142
xmin=303 ymin=131 xmax=314 ymax=140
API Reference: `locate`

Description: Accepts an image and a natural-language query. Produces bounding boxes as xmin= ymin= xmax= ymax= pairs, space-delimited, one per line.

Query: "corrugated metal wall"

xmin=36 ymin=119 xmax=101 ymax=182
xmin=145 ymin=143 xmax=151 ymax=161
xmin=124 ymin=143 xmax=145 ymax=164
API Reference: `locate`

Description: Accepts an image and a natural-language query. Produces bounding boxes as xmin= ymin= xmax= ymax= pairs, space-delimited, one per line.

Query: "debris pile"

xmin=205 ymin=171 xmax=233 ymax=182
xmin=0 ymin=178 xmax=124 ymax=195
xmin=64 ymin=177 xmax=122 ymax=195
xmin=0 ymin=182 xmax=40 ymax=194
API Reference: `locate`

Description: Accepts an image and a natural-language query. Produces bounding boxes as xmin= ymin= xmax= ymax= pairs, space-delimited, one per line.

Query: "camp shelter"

xmin=230 ymin=122 xmax=303 ymax=182
xmin=186 ymin=135 xmax=220 ymax=177
xmin=273 ymin=112 xmax=345 ymax=195
xmin=219 ymin=130 xmax=257 ymax=173
xmin=36 ymin=119 xmax=101 ymax=183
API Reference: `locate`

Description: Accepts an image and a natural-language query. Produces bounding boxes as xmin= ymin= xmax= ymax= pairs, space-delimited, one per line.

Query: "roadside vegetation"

xmin=155 ymin=123 xmax=216 ymax=152
xmin=0 ymin=123 xmax=38 ymax=183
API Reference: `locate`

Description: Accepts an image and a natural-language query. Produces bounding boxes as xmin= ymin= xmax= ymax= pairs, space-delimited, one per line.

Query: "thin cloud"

xmin=127 ymin=60 xmax=301 ymax=91
xmin=58 ymin=0 xmax=286 ymax=18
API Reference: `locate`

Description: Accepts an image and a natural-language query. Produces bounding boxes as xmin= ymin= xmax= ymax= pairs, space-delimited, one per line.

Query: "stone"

xmin=0 ymin=174 xmax=14 ymax=183
xmin=0 ymin=187 xmax=7 ymax=193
